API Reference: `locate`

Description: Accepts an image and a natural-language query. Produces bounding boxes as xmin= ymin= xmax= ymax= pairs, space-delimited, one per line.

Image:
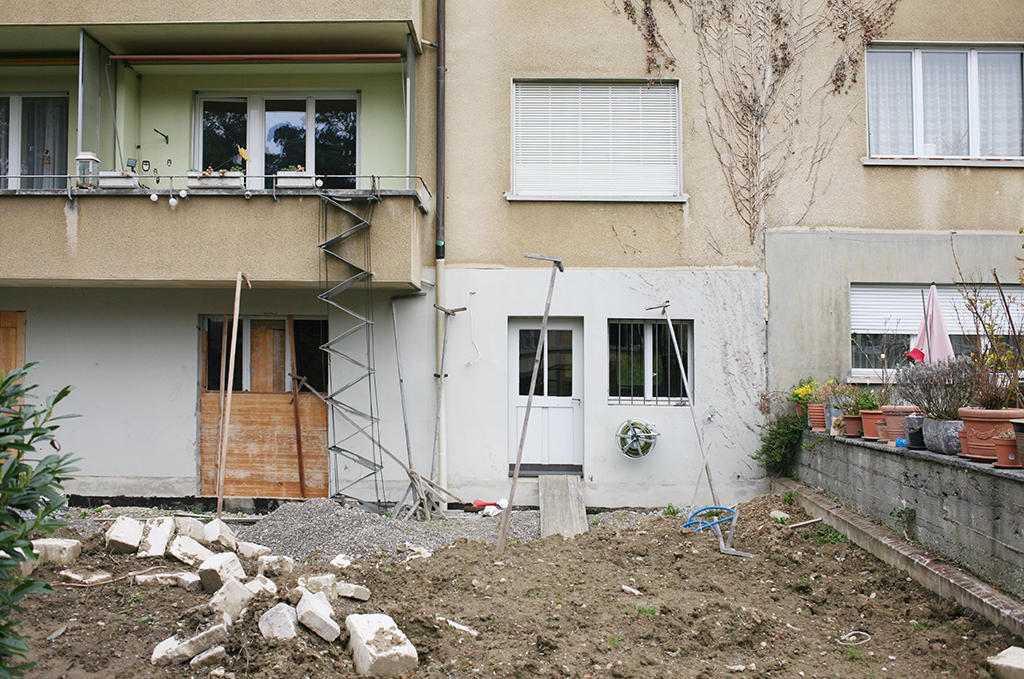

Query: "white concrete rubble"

xmin=134 ymin=572 xmax=202 ymax=591
xmin=198 ymin=553 xmax=247 ymax=593
xmin=173 ymin=516 xmax=207 ymax=542
xmin=299 ymin=573 xmax=337 ymax=599
xmin=151 ymin=623 xmax=228 ymax=665
xmin=1 ymin=549 xmax=36 ymax=576
xmin=189 ymin=645 xmax=226 ymax=667
xmin=403 ymin=542 xmax=432 ymax=561
xmin=336 ymin=582 xmax=371 ymax=601
xmin=209 ymin=577 xmax=254 ymax=624
xmin=346 ymin=613 xmax=418 ymax=676
xmin=59 ymin=569 xmax=112 ymax=585
xmin=989 ymin=646 xmax=1024 ymax=679
xmin=138 ymin=517 xmax=174 ymax=558
xmin=621 ymin=585 xmax=642 ymax=596
xmin=257 ymin=555 xmax=296 ymax=576
xmin=259 ymin=602 xmax=299 ymax=641
xmin=236 ymin=541 xmax=271 ymax=559
xmin=436 ymin=616 xmax=479 ymax=637
xmin=203 ymin=519 xmax=237 ymax=551
xmin=769 ymin=510 xmax=790 ymax=523
xmin=169 ymin=536 xmax=214 ymax=567
xmin=244 ymin=574 xmax=278 ymax=596
xmin=105 ymin=516 xmax=144 ymax=553
xmin=31 ymin=538 xmax=81 ymax=565
xmin=329 ymin=553 xmax=353 ymax=569
xmin=296 ymin=590 xmax=340 ymax=642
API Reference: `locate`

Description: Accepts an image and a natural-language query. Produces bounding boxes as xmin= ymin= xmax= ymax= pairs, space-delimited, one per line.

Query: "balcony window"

xmin=0 ymin=94 xmax=68 ymax=190
xmin=196 ymin=93 xmax=358 ymax=189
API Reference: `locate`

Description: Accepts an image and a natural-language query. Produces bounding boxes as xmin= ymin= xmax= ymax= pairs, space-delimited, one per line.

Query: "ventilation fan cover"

xmin=615 ymin=419 xmax=659 ymax=459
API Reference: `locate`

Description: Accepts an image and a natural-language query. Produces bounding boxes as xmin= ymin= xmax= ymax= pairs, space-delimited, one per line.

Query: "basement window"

xmin=203 ymin=316 xmax=328 ymax=393
xmin=608 ymin=319 xmax=692 ymax=405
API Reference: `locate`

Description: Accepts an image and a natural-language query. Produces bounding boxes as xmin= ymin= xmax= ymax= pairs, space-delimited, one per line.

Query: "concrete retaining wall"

xmin=794 ymin=434 xmax=1024 ymax=600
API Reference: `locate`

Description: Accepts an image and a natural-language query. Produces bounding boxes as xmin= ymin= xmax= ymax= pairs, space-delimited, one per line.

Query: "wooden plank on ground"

xmin=539 ymin=475 xmax=588 ymax=539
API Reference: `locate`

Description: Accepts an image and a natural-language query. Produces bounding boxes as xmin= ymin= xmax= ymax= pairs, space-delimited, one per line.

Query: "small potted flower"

xmin=788 ymin=378 xmax=816 ymax=420
xmin=275 ymin=164 xmax=316 ymax=189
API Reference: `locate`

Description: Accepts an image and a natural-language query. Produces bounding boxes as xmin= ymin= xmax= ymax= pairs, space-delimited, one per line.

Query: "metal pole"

xmin=216 ymin=272 xmax=250 ymax=519
xmin=498 ymin=254 xmax=564 ymax=553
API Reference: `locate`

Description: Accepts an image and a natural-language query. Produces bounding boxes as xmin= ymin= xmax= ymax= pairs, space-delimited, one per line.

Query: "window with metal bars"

xmin=608 ymin=319 xmax=691 ymax=405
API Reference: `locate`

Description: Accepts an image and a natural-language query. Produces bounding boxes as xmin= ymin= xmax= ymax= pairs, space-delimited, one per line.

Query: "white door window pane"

xmin=922 ymin=52 xmax=969 ymax=156
xmin=0 ymin=97 xmax=8 ymax=189
xmin=867 ymin=51 xmax=914 ymax=155
xmin=315 ymin=99 xmax=357 ymax=189
xmin=201 ymin=100 xmax=247 ymax=171
xmin=264 ymin=99 xmax=306 ymax=188
xmin=20 ymin=97 xmax=67 ymax=190
xmin=979 ymin=52 xmax=1024 ymax=157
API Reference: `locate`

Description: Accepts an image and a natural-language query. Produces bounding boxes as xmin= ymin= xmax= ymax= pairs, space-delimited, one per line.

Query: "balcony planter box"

xmin=274 ymin=171 xmax=316 ymax=189
xmin=187 ymin=171 xmax=245 ymax=190
xmin=98 ymin=171 xmax=140 ymax=190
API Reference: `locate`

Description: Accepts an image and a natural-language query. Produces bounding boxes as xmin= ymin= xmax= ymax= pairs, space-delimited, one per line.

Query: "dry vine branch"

xmin=618 ymin=0 xmax=901 ymax=250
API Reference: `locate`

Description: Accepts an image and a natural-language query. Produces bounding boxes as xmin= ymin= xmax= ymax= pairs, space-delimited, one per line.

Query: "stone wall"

xmin=794 ymin=434 xmax=1024 ymax=600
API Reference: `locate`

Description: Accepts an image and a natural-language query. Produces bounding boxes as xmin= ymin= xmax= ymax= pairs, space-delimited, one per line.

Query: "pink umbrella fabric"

xmin=907 ymin=284 xmax=956 ymax=363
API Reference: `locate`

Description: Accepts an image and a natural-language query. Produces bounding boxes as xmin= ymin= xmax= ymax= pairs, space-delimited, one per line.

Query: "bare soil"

xmin=19 ymin=494 xmax=1015 ymax=678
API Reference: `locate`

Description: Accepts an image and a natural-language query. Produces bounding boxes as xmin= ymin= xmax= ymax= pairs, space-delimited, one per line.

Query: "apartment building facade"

xmin=0 ymin=1 xmax=1021 ymax=507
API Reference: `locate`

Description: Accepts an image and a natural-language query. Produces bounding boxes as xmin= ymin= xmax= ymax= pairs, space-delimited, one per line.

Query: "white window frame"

xmin=865 ymin=45 xmax=1024 ymax=166
xmin=0 ymin=92 xmax=70 ymax=190
xmin=507 ymin=79 xmax=686 ymax=202
xmin=193 ymin=91 xmax=361 ymax=190
xmin=608 ymin=318 xmax=693 ymax=406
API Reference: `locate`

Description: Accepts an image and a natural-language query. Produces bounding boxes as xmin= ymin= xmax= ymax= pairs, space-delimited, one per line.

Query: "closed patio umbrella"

xmin=907 ymin=283 xmax=956 ymax=363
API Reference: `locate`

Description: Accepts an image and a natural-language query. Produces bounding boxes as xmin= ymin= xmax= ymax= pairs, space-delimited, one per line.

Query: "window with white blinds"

xmin=511 ymin=81 xmax=681 ymax=200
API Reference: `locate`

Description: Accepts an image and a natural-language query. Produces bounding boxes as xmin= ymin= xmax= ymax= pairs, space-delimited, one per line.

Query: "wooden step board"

xmin=539 ymin=475 xmax=588 ymax=539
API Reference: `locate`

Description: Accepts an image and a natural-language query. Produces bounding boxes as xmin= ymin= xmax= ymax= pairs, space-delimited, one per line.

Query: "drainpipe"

xmin=435 ymin=0 xmax=448 ymax=495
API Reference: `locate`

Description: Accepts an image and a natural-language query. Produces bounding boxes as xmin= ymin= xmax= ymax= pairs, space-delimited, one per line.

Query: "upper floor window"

xmin=510 ymin=81 xmax=682 ymax=201
xmin=195 ymin=93 xmax=358 ymax=189
xmin=0 ymin=94 xmax=68 ymax=190
xmin=867 ymin=48 xmax=1023 ymax=159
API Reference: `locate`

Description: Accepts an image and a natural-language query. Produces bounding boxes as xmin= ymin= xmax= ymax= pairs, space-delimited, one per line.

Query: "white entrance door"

xmin=507 ymin=318 xmax=584 ymax=469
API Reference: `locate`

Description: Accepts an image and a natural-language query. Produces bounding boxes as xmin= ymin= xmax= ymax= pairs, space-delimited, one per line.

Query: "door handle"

xmin=572 ymin=398 xmax=581 ymax=405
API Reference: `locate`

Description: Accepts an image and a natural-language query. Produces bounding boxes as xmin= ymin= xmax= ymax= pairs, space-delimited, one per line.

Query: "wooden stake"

xmin=216 ymin=272 xmax=250 ymax=519
xmin=287 ymin=315 xmax=307 ymax=498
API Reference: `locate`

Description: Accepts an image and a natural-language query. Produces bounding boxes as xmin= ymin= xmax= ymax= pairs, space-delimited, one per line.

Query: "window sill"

xmin=505 ymin=193 xmax=688 ymax=203
xmin=608 ymin=397 xmax=691 ymax=407
xmin=861 ymin=156 xmax=1024 ymax=168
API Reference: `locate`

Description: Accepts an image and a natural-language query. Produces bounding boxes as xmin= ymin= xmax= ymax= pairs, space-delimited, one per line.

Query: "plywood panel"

xmin=0 ymin=312 xmax=25 ymax=374
xmin=250 ymin=320 xmax=285 ymax=392
xmin=199 ymin=391 xmax=328 ymax=498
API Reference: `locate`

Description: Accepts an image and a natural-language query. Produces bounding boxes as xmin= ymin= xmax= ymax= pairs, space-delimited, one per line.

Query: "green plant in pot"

xmin=833 ymin=384 xmax=862 ymax=437
xmin=894 ymin=358 xmax=973 ymax=455
xmin=788 ymin=378 xmax=817 ymax=419
xmin=855 ymin=387 xmax=886 ymax=441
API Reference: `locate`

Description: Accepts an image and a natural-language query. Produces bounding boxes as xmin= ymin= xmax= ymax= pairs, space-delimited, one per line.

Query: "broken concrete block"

xmin=198 ymin=552 xmax=246 ymax=593
xmin=236 ymin=541 xmax=271 ymax=559
xmin=335 ymin=582 xmax=371 ymax=602
xmin=150 ymin=623 xmax=228 ymax=665
xmin=769 ymin=510 xmax=790 ymax=523
xmin=299 ymin=573 xmax=337 ymax=599
xmin=989 ymin=647 xmax=1024 ymax=679
xmin=189 ymin=645 xmax=226 ymax=667
xmin=209 ymin=577 xmax=254 ymax=624
xmin=346 ymin=613 xmax=418 ymax=676
xmin=31 ymin=538 xmax=81 ymax=565
xmin=59 ymin=569 xmax=112 ymax=586
xmin=244 ymin=574 xmax=278 ymax=596
xmin=203 ymin=519 xmax=237 ymax=551
xmin=168 ymin=536 xmax=214 ymax=568
xmin=257 ymin=555 xmax=295 ymax=577
xmin=259 ymin=602 xmax=299 ymax=641
xmin=296 ymin=590 xmax=340 ymax=642
xmin=173 ymin=516 xmax=207 ymax=542
xmin=105 ymin=516 xmax=144 ymax=553
xmin=1 ymin=549 xmax=36 ymax=576
xmin=329 ymin=553 xmax=353 ymax=569
xmin=138 ymin=517 xmax=174 ymax=558
xmin=134 ymin=572 xmax=202 ymax=592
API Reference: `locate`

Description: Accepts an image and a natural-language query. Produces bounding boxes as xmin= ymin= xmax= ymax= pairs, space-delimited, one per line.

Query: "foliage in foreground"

xmin=0 ymin=364 xmax=76 ymax=678
xmin=752 ymin=413 xmax=807 ymax=477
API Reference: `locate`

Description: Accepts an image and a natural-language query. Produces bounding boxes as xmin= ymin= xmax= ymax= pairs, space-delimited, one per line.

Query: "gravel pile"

xmin=236 ymin=498 xmax=541 ymax=561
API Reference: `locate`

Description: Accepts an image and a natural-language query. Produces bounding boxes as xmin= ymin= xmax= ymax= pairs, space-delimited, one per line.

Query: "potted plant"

xmin=992 ymin=430 xmax=1021 ymax=469
xmin=275 ymin=164 xmax=316 ymax=189
xmin=788 ymin=378 xmax=816 ymax=419
xmin=881 ymin=403 xmax=919 ymax=443
xmin=97 ymin=170 xmax=141 ymax=190
xmin=187 ymin=166 xmax=245 ymax=190
xmin=856 ymin=389 xmax=885 ymax=441
xmin=835 ymin=385 xmax=867 ymax=438
xmin=893 ymin=359 xmax=972 ymax=455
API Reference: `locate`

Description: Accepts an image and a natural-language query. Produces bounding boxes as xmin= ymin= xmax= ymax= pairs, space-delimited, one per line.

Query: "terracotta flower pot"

xmin=808 ymin=403 xmax=827 ymax=433
xmin=795 ymin=403 xmax=807 ymax=418
xmin=957 ymin=429 xmax=970 ymax=458
xmin=881 ymin=405 xmax=918 ymax=441
xmin=841 ymin=415 xmax=863 ymax=437
xmin=860 ymin=410 xmax=885 ymax=440
xmin=957 ymin=407 xmax=1024 ymax=461
xmin=993 ymin=438 xmax=1022 ymax=469
xmin=877 ymin=423 xmax=889 ymax=444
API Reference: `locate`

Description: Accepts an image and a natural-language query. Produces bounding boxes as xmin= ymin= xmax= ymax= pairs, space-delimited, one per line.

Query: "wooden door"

xmin=0 ymin=312 xmax=26 ymax=375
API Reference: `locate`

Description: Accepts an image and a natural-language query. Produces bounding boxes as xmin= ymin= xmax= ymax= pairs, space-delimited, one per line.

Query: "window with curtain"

xmin=511 ymin=81 xmax=681 ymax=199
xmin=867 ymin=48 xmax=1024 ymax=159
xmin=0 ymin=95 xmax=68 ymax=190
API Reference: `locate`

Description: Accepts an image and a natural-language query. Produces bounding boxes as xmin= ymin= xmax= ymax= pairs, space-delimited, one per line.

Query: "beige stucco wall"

xmin=0 ymin=194 xmax=423 ymax=288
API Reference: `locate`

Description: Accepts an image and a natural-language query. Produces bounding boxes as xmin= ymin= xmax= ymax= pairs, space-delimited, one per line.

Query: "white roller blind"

xmin=512 ymin=81 xmax=680 ymax=198
xmin=850 ymin=284 xmax=1024 ymax=335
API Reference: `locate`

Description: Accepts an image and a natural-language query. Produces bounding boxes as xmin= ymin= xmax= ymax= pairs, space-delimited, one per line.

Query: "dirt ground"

xmin=18 ymin=494 xmax=1016 ymax=678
